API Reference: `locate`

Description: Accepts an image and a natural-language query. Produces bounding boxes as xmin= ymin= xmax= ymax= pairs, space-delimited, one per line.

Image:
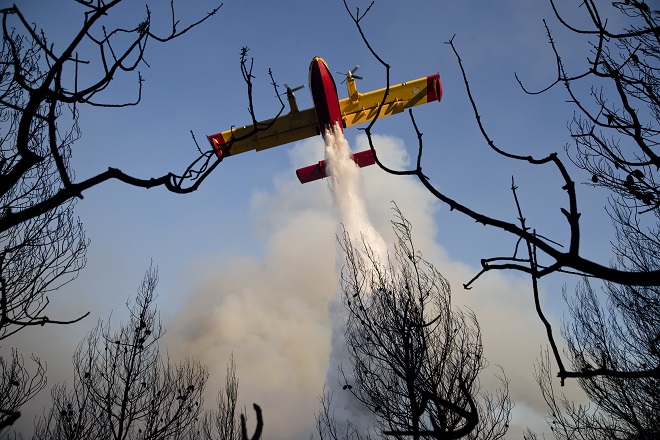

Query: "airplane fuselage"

xmin=308 ymin=57 xmax=344 ymax=134
xmin=296 ymin=57 xmax=377 ymax=183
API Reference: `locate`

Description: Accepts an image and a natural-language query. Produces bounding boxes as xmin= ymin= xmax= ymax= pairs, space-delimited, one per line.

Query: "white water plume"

xmin=324 ymin=124 xmax=387 ymax=257
xmin=322 ymin=124 xmax=385 ymax=436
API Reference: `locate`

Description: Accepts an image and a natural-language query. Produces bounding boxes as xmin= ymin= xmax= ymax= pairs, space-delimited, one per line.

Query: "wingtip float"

xmin=207 ymin=57 xmax=443 ymax=184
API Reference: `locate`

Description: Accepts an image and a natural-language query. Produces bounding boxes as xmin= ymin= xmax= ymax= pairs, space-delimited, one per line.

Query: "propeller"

xmin=336 ymin=65 xmax=364 ymax=84
xmin=280 ymin=83 xmax=305 ymax=96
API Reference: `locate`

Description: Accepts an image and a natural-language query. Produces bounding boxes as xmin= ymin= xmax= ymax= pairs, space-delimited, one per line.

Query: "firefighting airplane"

xmin=207 ymin=57 xmax=442 ymax=184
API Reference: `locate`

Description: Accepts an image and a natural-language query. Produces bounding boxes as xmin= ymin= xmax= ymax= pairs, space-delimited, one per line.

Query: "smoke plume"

xmin=167 ymin=133 xmax=584 ymax=439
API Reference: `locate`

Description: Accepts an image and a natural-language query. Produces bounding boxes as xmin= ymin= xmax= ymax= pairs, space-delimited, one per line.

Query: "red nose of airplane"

xmin=309 ymin=57 xmax=344 ymax=133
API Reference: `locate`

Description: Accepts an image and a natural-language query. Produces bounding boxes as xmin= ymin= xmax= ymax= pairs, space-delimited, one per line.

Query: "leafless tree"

xmin=344 ymin=0 xmax=659 ymax=285
xmin=322 ymin=206 xmax=512 ymax=440
xmin=0 ymin=0 xmax=293 ymax=238
xmin=550 ymin=1 xmax=660 ymax=213
xmin=342 ymin=0 xmax=660 ymax=384
xmin=1 ymin=0 xmax=222 ymax=429
xmin=0 ymin=27 xmax=89 ymax=338
xmin=527 ymin=201 xmax=659 ymax=438
xmin=0 ymin=130 xmax=87 ymax=424
xmin=200 ymin=354 xmax=242 ymax=440
xmin=32 ymin=265 xmax=208 ymax=440
xmin=0 ymin=349 xmax=46 ymax=433
xmin=1 ymin=26 xmax=87 ymax=430
xmin=475 ymin=2 xmax=659 ymax=437
xmin=560 ymin=233 xmax=659 ymax=383
xmin=0 ymin=201 xmax=88 ymax=339
xmin=534 ymin=346 xmax=659 ymax=440
xmin=0 ymin=0 xmax=236 ymax=331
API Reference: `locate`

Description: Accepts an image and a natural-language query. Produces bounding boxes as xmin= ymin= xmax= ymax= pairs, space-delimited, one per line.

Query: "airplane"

xmin=207 ymin=57 xmax=442 ymax=184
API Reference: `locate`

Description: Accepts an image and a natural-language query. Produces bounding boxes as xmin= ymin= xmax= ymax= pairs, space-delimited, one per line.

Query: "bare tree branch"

xmin=342 ymin=1 xmax=659 ymax=287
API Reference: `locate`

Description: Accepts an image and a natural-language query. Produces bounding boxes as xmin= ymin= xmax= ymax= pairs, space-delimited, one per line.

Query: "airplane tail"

xmin=296 ymin=149 xmax=376 ymax=184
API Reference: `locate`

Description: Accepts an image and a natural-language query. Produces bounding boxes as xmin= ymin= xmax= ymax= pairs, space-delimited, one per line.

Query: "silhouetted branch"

xmin=240 ymin=404 xmax=263 ymax=440
xmin=343 ymin=1 xmax=660 ymax=290
xmin=0 ymin=1 xmax=229 ymax=236
xmin=342 ymin=1 xmax=660 ymax=404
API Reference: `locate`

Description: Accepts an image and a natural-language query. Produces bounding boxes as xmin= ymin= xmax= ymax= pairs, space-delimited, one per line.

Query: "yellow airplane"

xmin=207 ymin=57 xmax=442 ymax=183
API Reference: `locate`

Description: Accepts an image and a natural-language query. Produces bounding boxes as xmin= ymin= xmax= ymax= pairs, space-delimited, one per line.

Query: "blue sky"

xmin=6 ymin=0 xmax=623 ymax=438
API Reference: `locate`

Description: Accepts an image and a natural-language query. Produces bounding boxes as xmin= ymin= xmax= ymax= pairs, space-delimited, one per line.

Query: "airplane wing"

xmin=207 ymin=107 xmax=319 ymax=158
xmin=339 ymin=74 xmax=442 ymax=128
xmin=296 ymin=148 xmax=377 ymax=184
xmin=207 ymin=73 xmax=442 ymax=163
